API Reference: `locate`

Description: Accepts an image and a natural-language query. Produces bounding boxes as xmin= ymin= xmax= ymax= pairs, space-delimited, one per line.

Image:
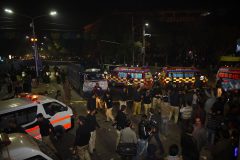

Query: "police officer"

xmin=114 ymin=105 xmax=128 ymax=149
xmin=86 ymin=108 xmax=100 ymax=154
xmin=104 ymin=92 xmax=115 ymax=122
xmin=119 ymin=87 xmax=128 ymax=110
xmin=92 ymin=83 xmax=103 ymax=109
xmin=133 ymin=86 xmax=142 ymax=115
xmin=142 ymin=89 xmax=152 ymax=115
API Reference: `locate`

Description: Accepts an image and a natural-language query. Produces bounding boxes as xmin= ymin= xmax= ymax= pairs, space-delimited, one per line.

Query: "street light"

xmin=4 ymin=8 xmax=57 ymax=77
xmin=142 ymin=22 xmax=149 ymax=66
xmin=4 ymin=9 xmax=13 ymax=14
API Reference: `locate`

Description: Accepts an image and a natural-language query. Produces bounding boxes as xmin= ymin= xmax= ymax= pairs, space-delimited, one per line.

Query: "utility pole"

xmin=31 ymin=19 xmax=39 ymax=77
xmin=132 ymin=16 xmax=135 ymax=66
xmin=142 ymin=19 xmax=146 ymax=66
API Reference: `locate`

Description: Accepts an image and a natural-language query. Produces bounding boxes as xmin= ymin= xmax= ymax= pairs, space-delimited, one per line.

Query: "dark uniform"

xmin=74 ymin=116 xmax=91 ymax=160
xmin=36 ymin=113 xmax=57 ymax=152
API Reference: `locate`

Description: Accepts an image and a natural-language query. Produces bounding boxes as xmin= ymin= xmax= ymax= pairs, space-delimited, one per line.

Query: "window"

xmin=24 ymin=155 xmax=47 ymax=160
xmin=118 ymin=72 xmax=127 ymax=78
xmin=135 ymin=73 xmax=142 ymax=79
xmin=0 ymin=106 xmax=37 ymax=130
xmin=0 ymin=112 xmax=15 ymax=132
xmin=169 ymin=72 xmax=183 ymax=78
xmin=184 ymin=72 xmax=194 ymax=78
xmin=43 ymin=102 xmax=66 ymax=116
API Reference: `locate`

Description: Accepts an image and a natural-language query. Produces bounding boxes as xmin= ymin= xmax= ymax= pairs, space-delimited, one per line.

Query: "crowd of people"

xmin=75 ymin=79 xmax=240 ymax=160
xmin=1 ymin=66 xmax=239 ymax=160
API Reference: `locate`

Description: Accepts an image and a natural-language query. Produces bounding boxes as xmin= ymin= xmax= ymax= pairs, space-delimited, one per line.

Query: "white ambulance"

xmin=0 ymin=133 xmax=59 ymax=160
xmin=0 ymin=94 xmax=74 ymax=140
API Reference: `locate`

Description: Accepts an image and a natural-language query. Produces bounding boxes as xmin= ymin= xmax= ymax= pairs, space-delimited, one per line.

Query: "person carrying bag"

xmin=116 ymin=120 xmax=137 ymax=159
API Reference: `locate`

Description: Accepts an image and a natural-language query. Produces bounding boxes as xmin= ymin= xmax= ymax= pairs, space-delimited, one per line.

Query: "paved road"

xmin=32 ymin=81 xmax=182 ymax=160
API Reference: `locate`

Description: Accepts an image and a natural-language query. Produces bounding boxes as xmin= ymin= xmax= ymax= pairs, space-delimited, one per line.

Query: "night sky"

xmin=0 ymin=0 xmax=239 ymax=57
xmin=1 ymin=0 xmax=238 ymax=27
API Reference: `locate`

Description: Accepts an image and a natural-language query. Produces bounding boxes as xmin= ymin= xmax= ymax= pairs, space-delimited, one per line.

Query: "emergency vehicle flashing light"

xmin=18 ymin=93 xmax=39 ymax=101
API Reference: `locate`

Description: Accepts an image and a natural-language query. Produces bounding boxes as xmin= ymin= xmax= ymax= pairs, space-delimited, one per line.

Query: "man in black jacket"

xmin=148 ymin=108 xmax=164 ymax=155
xmin=36 ymin=113 xmax=57 ymax=152
xmin=115 ymin=105 xmax=127 ymax=149
xmin=137 ymin=114 xmax=151 ymax=159
xmin=86 ymin=108 xmax=100 ymax=154
xmin=74 ymin=116 xmax=91 ymax=160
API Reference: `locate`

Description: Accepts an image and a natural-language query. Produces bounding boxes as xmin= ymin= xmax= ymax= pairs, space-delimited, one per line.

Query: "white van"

xmin=0 ymin=94 xmax=74 ymax=140
xmin=0 ymin=133 xmax=59 ymax=160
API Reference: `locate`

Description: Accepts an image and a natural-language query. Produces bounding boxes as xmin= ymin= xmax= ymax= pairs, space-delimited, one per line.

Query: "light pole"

xmin=4 ymin=9 xmax=57 ymax=77
xmin=142 ymin=22 xmax=149 ymax=66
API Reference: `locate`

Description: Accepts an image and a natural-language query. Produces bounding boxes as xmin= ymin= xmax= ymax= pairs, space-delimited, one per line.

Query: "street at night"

xmin=0 ymin=0 xmax=240 ymax=160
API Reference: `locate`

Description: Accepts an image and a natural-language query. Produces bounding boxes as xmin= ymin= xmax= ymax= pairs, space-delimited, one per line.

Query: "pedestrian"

xmin=73 ymin=116 xmax=91 ymax=160
xmin=164 ymin=144 xmax=182 ymax=160
xmin=114 ymin=105 xmax=128 ymax=149
xmin=142 ymin=89 xmax=152 ymax=115
xmin=133 ymin=86 xmax=142 ymax=115
xmin=169 ymin=88 xmax=180 ymax=124
xmin=178 ymin=83 xmax=186 ymax=108
xmin=87 ymin=94 xmax=96 ymax=111
xmin=205 ymin=108 xmax=218 ymax=145
xmin=92 ymin=82 xmax=103 ymax=110
xmin=118 ymin=119 xmax=137 ymax=160
xmin=119 ymin=119 xmax=137 ymax=144
xmin=192 ymin=118 xmax=207 ymax=152
xmin=192 ymin=104 xmax=206 ymax=125
xmin=119 ymin=87 xmax=128 ymax=110
xmin=136 ymin=114 xmax=151 ymax=160
xmin=63 ymin=79 xmax=71 ymax=106
xmin=104 ymin=92 xmax=115 ymax=122
xmin=148 ymin=108 xmax=165 ymax=155
xmin=55 ymin=90 xmax=63 ymax=102
xmin=180 ymin=101 xmax=193 ymax=131
xmin=192 ymin=89 xmax=199 ymax=119
xmin=211 ymin=129 xmax=233 ymax=160
xmin=146 ymin=144 xmax=158 ymax=160
xmin=36 ymin=113 xmax=57 ymax=153
xmin=180 ymin=125 xmax=199 ymax=160
xmin=60 ymin=69 xmax=66 ymax=83
xmin=86 ymin=108 xmax=100 ymax=154
xmin=5 ymin=119 xmax=27 ymax=134
xmin=152 ymin=83 xmax=162 ymax=109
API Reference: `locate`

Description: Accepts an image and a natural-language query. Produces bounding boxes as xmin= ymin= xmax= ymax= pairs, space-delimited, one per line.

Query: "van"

xmin=158 ymin=66 xmax=208 ymax=85
xmin=0 ymin=133 xmax=59 ymax=160
xmin=67 ymin=63 xmax=108 ymax=96
xmin=0 ymin=94 xmax=74 ymax=140
xmin=107 ymin=66 xmax=153 ymax=89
